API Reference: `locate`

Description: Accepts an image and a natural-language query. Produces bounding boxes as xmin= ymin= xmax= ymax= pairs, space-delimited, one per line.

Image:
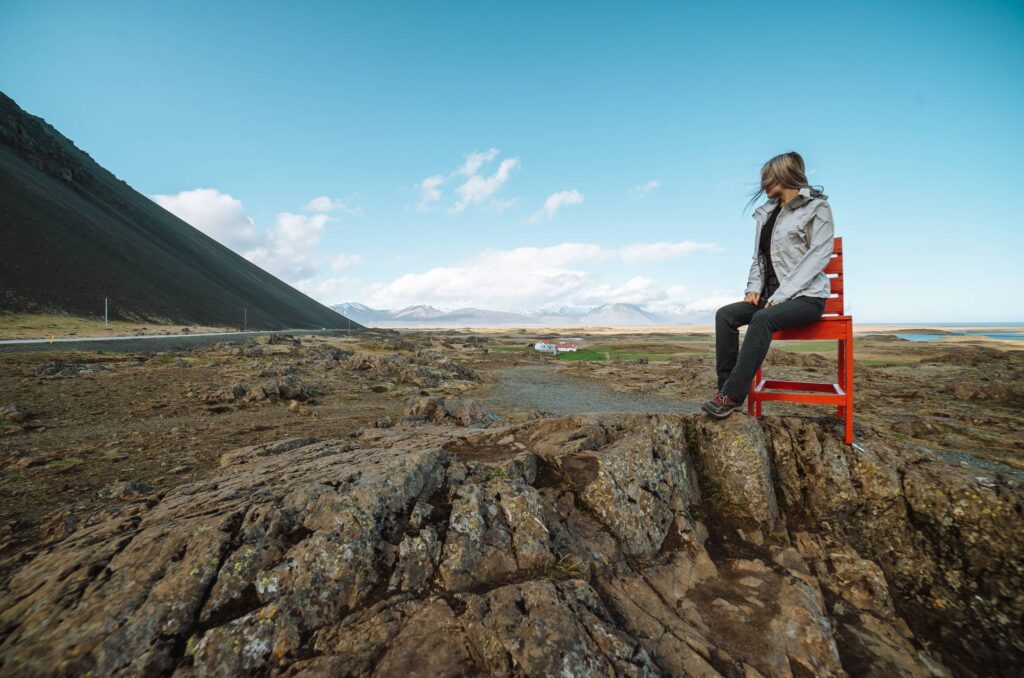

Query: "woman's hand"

xmin=744 ymin=292 xmax=760 ymax=305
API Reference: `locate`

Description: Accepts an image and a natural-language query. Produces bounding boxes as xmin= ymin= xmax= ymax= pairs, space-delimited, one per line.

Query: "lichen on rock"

xmin=0 ymin=412 xmax=1018 ymax=676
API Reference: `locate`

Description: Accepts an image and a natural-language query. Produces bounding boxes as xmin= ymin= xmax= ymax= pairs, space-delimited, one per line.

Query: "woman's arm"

xmin=745 ymin=256 xmax=762 ymax=296
xmin=745 ymin=227 xmax=762 ymax=296
xmin=766 ymin=202 xmax=834 ymax=305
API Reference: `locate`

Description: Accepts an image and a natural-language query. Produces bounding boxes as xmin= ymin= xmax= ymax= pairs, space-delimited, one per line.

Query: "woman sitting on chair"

xmin=703 ymin=151 xmax=835 ymax=418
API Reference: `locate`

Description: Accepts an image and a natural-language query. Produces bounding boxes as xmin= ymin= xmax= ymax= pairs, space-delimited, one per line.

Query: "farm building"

xmin=533 ymin=340 xmax=578 ymax=353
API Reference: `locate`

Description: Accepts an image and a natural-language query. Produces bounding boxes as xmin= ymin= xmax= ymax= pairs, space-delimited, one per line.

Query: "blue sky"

xmin=2 ymin=0 xmax=1022 ymax=322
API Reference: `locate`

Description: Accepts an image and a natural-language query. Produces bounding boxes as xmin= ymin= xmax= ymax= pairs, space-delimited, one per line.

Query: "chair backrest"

xmin=823 ymin=237 xmax=844 ymax=315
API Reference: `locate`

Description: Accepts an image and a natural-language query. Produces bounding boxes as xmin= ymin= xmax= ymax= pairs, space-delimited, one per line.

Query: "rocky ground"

xmin=0 ymin=411 xmax=1020 ymax=676
xmin=0 ymin=332 xmax=484 ymax=566
xmin=0 ymin=328 xmax=1021 ymax=675
xmin=525 ymin=335 xmax=1024 ymax=471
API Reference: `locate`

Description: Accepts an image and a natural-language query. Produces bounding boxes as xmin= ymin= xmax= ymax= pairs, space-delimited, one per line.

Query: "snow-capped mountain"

xmin=578 ymin=303 xmax=662 ymax=325
xmin=331 ymin=302 xmax=391 ymax=322
xmin=523 ymin=306 xmax=591 ymax=324
xmin=390 ymin=304 xmax=445 ymax=319
xmin=433 ymin=307 xmax=535 ymax=324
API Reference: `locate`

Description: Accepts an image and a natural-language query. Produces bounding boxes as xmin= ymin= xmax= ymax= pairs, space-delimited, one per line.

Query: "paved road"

xmin=0 ymin=328 xmax=364 ymax=353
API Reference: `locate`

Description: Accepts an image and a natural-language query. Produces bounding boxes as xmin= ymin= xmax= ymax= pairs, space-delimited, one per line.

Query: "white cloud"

xmin=483 ymin=197 xmax=518 ymax=214
xmin=306 ymin=196 xmax=336 ymax=212
xmin=364 ymin=243 xmax=609 ymax=308
xmin=640 ymin=285 xmax=689 ymax=314
xmin=365 ymin=264 xmax=583 ymax=310
xmin=249 ymin=210 xmax=362 ymax=292
xmin=571 ymin=276 xmax=658 ymax=306
xmin=628 ymin=179 xmax=661 ymax=198
xmin=154 ymin=187 xmax=363 ymax=300
xmin=362 ymin=241 xmax=716 ymax=311
xmin=305 ymin=195 xmax=364 ymax=215
xmin=665 ymin=284 xmax=688 ymax=298
xmin=678 ymin=294 xmax=738 ymax=316
xmin=618 ymin=241 xmax=721 ymax=263
xmin=525 ymin=189 xmax=584 ymax=223
xmin=416 ymin=175 xmax=446 ymax=211
xmin=456 ymin=148 xmax=499 ymax=177
xmin=476 ymin=242 xmax=611 ymax=269
xmin=153 ymin=188 xmax=262 ymax=250
xmin=274 ymin=212 xmax=329 ymax=249
xmin=296 ymin=276 xmax=361 ymax=303
xmin=244 ymin=212 xmax=330 ymax=282
xmin=415 ymin=149 xmax=519 ymax=214
xmin=450 ymin=157 xmax=520 ymax=214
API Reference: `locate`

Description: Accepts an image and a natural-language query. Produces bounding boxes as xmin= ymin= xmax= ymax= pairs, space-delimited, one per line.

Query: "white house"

xmin=533 ymin=340 xmax=578 ymax=353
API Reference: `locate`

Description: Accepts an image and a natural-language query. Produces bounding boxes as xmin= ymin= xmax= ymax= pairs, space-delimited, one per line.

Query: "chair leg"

xmin=837 ymin=339 xmax=846 ymax=420
xmin=748 ymin=367 xmax=762 ymax=417
xmin=755 ymin=368 xmax=763 ymax=417
xmin=747 ymin=369 xmax=756 ymax=416
xmin=845 ymin=330 xmax=854 ymax=444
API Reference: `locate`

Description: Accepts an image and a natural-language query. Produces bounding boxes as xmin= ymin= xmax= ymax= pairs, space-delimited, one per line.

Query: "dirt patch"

xmin=0 ymin=332 xmax=482 ymax=570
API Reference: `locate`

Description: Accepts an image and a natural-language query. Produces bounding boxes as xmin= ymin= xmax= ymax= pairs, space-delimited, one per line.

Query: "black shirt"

xmin=759 ymin=204 xmax=781 ymax=298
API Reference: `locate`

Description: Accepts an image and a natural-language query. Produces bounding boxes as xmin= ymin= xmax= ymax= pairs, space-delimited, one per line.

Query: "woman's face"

xmin=765 ymin=181 xmax=783 ymax=200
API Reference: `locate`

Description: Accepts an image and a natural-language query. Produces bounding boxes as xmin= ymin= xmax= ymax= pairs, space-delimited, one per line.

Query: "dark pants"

xmin=715 ymin=296 xmax=826 ymax=402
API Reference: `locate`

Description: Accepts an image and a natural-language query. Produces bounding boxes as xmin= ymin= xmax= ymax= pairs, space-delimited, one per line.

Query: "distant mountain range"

xmin=0 ymin=92 xmax=360 ymax=331
xmin=331 ymin=302 xmax=707 ymax=327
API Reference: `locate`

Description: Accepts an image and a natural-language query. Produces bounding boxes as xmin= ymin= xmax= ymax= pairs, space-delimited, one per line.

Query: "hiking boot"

xmin=702 ymin=392 xmax=743 ymax=419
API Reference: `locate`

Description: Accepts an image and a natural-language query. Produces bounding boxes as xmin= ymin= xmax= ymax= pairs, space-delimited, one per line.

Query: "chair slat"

xmin=773 ymin=321 xmax=849 ymax=340
xmin=751 ymin=391 xmax=847 ymax=405
xmin=824 ymin=297 xmax=844 ymax=315
xmin=828 ymin=277 xmax=844 ymax=294
xmin=760 ymin=380 xmax=840 ymax=393
xmin=824 ymin=256 xmax=843 ymax=274
xmin=833 ymin=237 xmax=843 ymax=253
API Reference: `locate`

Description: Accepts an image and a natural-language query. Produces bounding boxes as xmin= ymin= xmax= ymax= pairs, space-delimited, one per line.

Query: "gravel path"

xmin=477 ymin=364 xmax=1024 ymax=482
xmin=477 ymin=364 xmax=701 ymax=415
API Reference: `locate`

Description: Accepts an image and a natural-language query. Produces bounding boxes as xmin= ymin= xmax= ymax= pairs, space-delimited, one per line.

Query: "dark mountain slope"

xmin=0 ymin=92 xmax=360 ymax=330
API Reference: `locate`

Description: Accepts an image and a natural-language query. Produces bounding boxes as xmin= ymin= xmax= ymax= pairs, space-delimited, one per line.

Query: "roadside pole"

xmin=104 ymin=297 xmax=108 ymax=328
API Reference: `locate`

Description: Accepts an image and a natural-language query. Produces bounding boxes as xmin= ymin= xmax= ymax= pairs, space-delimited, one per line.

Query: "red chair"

xmin=747 ymin=237 xmax=853 ymax=444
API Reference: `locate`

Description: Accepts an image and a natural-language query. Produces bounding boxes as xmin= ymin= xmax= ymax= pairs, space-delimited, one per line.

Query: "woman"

xmin=702 ymin=151 xmax=834 ymax=418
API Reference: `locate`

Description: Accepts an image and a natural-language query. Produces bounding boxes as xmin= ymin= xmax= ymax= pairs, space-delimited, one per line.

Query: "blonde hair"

xmin=746 ymin=151 xmax=816 ymax=212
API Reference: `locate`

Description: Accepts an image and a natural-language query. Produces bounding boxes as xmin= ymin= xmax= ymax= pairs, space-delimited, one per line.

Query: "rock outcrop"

xmin=1 ymin=411 xmax=1020 ymax=676
xmin=347 ymin=351 xmax=479 ymax=389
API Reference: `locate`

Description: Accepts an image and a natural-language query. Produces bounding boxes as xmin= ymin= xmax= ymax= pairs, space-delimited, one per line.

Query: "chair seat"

xmin=772 ymin=315 xmax=852 ymax=340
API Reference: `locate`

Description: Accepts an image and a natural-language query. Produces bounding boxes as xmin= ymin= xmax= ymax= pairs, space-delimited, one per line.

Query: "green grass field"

xmin=556 ymin=349 xmax=610 ymax=361
xmin=489 ymin=336 xmax=918 ymax=366
xmin=555 ymin=347 xmax=712 ymax=362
